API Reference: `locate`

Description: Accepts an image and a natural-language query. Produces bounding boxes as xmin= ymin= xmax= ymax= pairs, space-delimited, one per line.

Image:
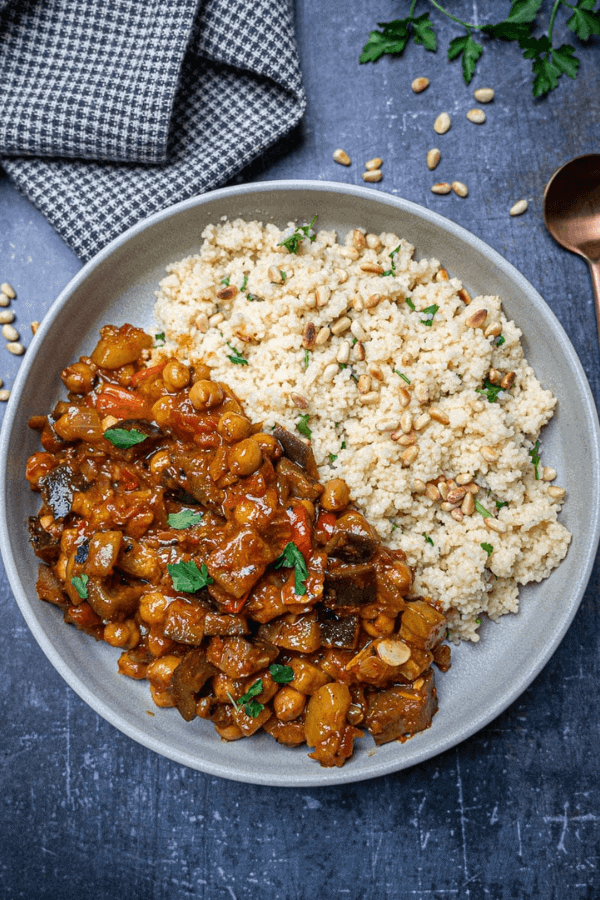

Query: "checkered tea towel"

xmin=0 ymin=0 xmax=306 ymax=261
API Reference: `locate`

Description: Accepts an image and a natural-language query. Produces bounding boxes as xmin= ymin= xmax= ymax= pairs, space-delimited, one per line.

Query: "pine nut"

xmin=452 ymin=181 xmax=468 ymax=198
xmin=446 ymin=479 xmax=457 ymax=491
xmin=217 ymin=285 xmax=238 ymax=299
xmin=358 ymin=374 xmax=372 ymax=394
xmin=333 ymin=148 xmax=351 ymax=166
xmin=431 ymin=182 xmax=451 ymax=194
xmin=447 ymin=487 xmax=467 ymax=504
xmin=467 ymin=108 xmax=486 ymax=124
xmin=458 ymin=288 xmax=472 ymax=305
xmin=360 ymin=391 xmax=379 ymax=405
xmin=456 ymin=473 xmax=472 ymax=485
xmin=331 ymin=316 xmax=351 ymax=335
xmin=1 ymin=283 xmax=16 ymax=299
xmin=466 ymin=483 xmax=480 ymax=494
xmin=466 ymin=308 xmax=488 ymax=328
xmin=434 ymin=112 xmax=451 ymax=134
xmin=268 ymin=266 xmax=283 ymax=284
xmin=336 ymin=340 xmax=350 ymax=363
xmin=362 ymin=170 xmax=382 ymax=183
xmin=354 ymin=341 xmax=365 ymax=361
xmin=340 ymin=247 xmax=360 ymax=260
xmin=413 ymin=479 xmax=426 ymax=493
xmin=485 ymin=518 xmax=506 ymax=534
xmin=209 ymin=313 xmax=224 ymax=326
xmin=451 ymin=508 xmax=464 ymax=522
xmin=2 ymin=324 xmax=19 ymax=342
xmin=315 ymin=326 xmax=331 ymax=346
xmin=474 ymin=88 xmax=495 ymax=103
xmin=377 ymin=639 xmax=411 ymax=666
xmin=376 ymin=420 xmax=397 ymax=433
xmin=414 ymin=412 xmax=430 ymax=431
xmin=360 ymin=263 xmax=384 ymax=275
xmin=369 ymin=363 xmax=384 ymax=381
xmin=0 ymin=310 xmax=15 ymax=324
xmin=415 ymin=383 xmax=429 ymax=405
xmin=548 ymin=486 xmax=566 ymax=500
xmin=510 ymin=199 xmax=528 ymax=217
xmin=323 ymin=363 xmax=338 ymax=382
xmin=426 ymin=484 xmax=441 ymax=502
xmin=398 ymin=433 xmax=417 ymax=446
xmin=436 ymin=268 xmax=449 ymax=281
xmin=481 ymin=446 xmax=499 ymax=462
xmin=542 ymin=466 xmax=557 ymax=482
xmin=438 ymin=482 xmax=449 ymax=501
xmin=440 ymin=501 xmax=459 ymax=512
xmin=366 ymin=234 xmax=381 ymax=250
xmin=352 ymin=230 xmax=367 ymax=251
xmin=334 ymin=267 xmax=349 ymax=284
xmin=350 ymin=320 xmax=368 ymax=341
xmin=429 ymin=407 xmax=449 ymax=425
xmin=365 ymin=157 xmax=383 ymax=171
xmin=0 ymin=389 xmax=10 ymax=401
xmin=401 ymin=445 xmax=419 ymax=466
xmin=364 ymin=293 xmax=382 ymax=309
xmin=488 ymin=368 xmax=500 ymax=385
xmin=316 ymin=285 xmax=330 ymax=307
xmin=291 ymin=393 xmax=308 ymax=409
xmin=461 ymin=492 xmax=475 ymax=515
xmin=412 ymin=77 xmax=430 ymax=93
xmin=302 ymin=322 xmax=317 ymax=349
xmin=31 ymin=321 xmax=40 ymax=335
xmin=0 ymin=294 xmax=9 ymax=307
xmin=398 ymin=387 xmax=411 ymax=407
xmin=500 ymin=371 xmax=515 ymax=390
xmin=6 ymin=342 xmax=24 ymax=355
xmin=352 ymin=295 xmax=364 ymax=312
xmin=196 ymin=313 xmax=209 ymax=333
xmin=485 ymin=322 xmax=502 ymax=338
xmin=426 ymin=148 xmax=441 ymax=170
xmin=400 ymin=411 xmax=413 ymax=433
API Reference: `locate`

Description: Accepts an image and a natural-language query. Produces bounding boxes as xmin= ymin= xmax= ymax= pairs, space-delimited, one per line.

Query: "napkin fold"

xmin=0 ymin=0 xmax=306 ymax=261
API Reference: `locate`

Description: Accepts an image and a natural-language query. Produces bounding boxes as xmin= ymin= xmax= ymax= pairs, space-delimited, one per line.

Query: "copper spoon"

xmin=544 ymin=153 xmax=600 ymax=345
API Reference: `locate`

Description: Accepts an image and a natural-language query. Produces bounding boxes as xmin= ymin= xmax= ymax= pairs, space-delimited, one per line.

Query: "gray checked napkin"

xmin=0 ymin=0 xmax=306 ymax=261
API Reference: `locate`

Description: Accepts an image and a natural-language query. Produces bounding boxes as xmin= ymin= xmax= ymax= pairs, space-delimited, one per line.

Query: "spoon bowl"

xmin=544 ymin=153 xmax=600 ymax=343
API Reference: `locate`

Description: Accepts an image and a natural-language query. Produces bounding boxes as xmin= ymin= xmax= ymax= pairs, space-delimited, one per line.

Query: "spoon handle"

xmin=591 ymin=261 xmax=600 ymax=350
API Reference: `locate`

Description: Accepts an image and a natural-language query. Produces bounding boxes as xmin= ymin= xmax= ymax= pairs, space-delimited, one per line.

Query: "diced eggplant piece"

xmin=400 ymin=599 xmax=448 ymax=649
xmin=276 ymin=457 xmax=323 ymax=502
xmin=86 ymin=531 xmax=122 ymax=577
xmin=305 ymin=683 xmax=361 ymax=767
xmin=289 ymin=657 xmax=330 ymax=695
xmin=86 ymin=578 xmax=144 ymax=623
xmin=114 ymin=419 xmax=163 ymax=439
xmin=207 ymin=526 xmax=275 ymax=599
xmin=163 ymin=450 xmax=225 ymax=513
xmin=364 ymin=668 xmax=438 ymax=745
xmin=172 ymin=648 xmax=217 ymax=722
xmin=163 ymin=599 xmax=206 ymax=644
xmin=324 ymin=562 xmax=376 ymax=608
xmin=258 ymin=612 xmax=321 ymax=653
xmin=273 ymin=425 xmax=319 ymax=479
xmin=204 ymin=612 xmax=249 ymax=636
xmin=39 ymin=465 xmax=85 ymax=519
xmin=35 ymin=563 xmax=68 ymax=609
xmin=91 ymin=324 xmax=153 ymax=369
xmin=206 ymin=636 xmax=279 ymax=678
xmin=318 ymin=609 xmax=360 ymax=649
xmin=263 ymin=715 xmax=306 ymax=746
xmin=28 ymin=516 xmax=61 ymax=563
xmin=326 ymin=529 xmax=379 ymax=564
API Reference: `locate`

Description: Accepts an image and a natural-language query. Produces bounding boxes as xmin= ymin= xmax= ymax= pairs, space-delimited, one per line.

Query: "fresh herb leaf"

xmin=420 ymin=303 xmax=439 ymax=326
xmin=328 ymin=453 xmax=338 ymax=464
xmin=280 ymin=271 xmax=288 ymax=283
xmin=566 ymin=0 xmax=600 ymax=41
xmin=341 ymin=441 xmax=346 ymax=449
xmin=496 ymin=335 xmax=506 ymax=346
xmin=480 ymin=542 xmax=494 ymax=557
xmin=381 ymin=244 xmax=402 ymax=276
xmin=529 ymin=440 xmax=541 ymax=479
xmin=241 ymin=275 xmax=248 ymax=291
xmin=476 ymin=379 xmax=503 ymax=403
xmin=476 ymin=617 xmax=481 ymax=624
xmin=304 ymin=348 xmax=310 ymax=370
xmin=396 ymin=370 xmax=411 ymax=384
xmin=447 ymin=33 xmax=483 ymax=83
xmin=167 ymin=560 xmax=213 ymax=593
xmin=104 ymin=428 xmax=148 ymax=449
xmin=496 ymin=500 xmax=508 ymax=510
xmin=296 ymin=414 xmax=312 ymax=439
xmin=220 ymin=276 xmax=230 ymax=286
xmin=154 ymin=332 xmax=165 ymax=345
xmin=71 ymin=573 xmax=89 ymax=599
xmin=405 ymin=297 xmax=416 ymax=311
xmin=278 ymin=215 xmax=317 ymax=254
xmin=423 ymin=532 xmax=434 ymax=546
xmin=391 ymin=522 xmax=399 ymax=532
xmin=269 ymin=663 xmax=294 ymax=684
xmin=338 ymin=363 xmax=348 ymax=370
xmin=274 ymin=541 xmax=309 ymax=595
xmin=168 ymin=509 xmax=204 ymax=529
xmin=360 ymin=19 xmax=411 ymax=63
xmin=232 ymin=679 xmax=265 ymax=718
xmin=411 ymin=11 xmax=437 ymax=51
xmin=226 ymin=342 xmax=248 ymax=366
xmin=474 ymin=499 xmax=492 ymax=518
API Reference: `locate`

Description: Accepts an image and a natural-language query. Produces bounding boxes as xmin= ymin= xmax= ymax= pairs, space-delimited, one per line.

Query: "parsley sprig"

xmin=104 ymin=428 xmax=148 ymax=449
xmin=167 ymin=560 xmax=213 ymax=593
xmin=274 ymin=541 xmax=309 ymax=595
xmin=71 ymin=574 xmax=89 ymax=599
xmin=296 ymin=413 xmax=312 ymax=439
xmin=278 ymin=215 xmax=317 ymax=254
xmin=476 ymin=379 xmax=504 ymax=403
xmin=226 ymin=342 xmax=248 ymax=366
xmin=529 ymin=439 xmax=541 ymax=478
xmin=168 ymin=510 xmax=204 ymax=529
xmin=381 ymin=244 xmax=402 ymax=277
xmin=360 ymin=0 xmax=600 ymax=98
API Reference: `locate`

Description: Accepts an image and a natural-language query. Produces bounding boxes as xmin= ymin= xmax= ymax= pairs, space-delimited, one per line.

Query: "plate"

xmin=2 ymin=181 xmax=599 ymax=787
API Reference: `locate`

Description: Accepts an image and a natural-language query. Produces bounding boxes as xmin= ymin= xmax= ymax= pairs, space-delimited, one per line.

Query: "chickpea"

xmin=146 ymin=655 xmax=182 ymax=689
xmin=147 ymin=629 xmax=176 ymax=658
xmin=320 ymin=478 xmax=350 ymax=512
xmin=149 ymin=450 xmax=171 ymax=477
xmin=189 ymin=379 xmax=224 ymax=410
xmin=117 ymin=653 xmax=147 ymax=680
xmin=253 ymin=433 xmax=283 ymax=460
xmin=363 ymin=614 xmax=396 ymax=638
xmin=273 ymin=686 xmax=306 ymax=722
xmin=217 ymin=411 xmax=252 ymax=443
xmin=212 ymin=672 xmax=246 ymax=703
xmin=150 ymin=685 xmax=175 ymax=708
xmin=104 ymin=620 xmax=140 ymax=649
xmin=25 ymin=451 xmax=56 ymax=487
xmin=163 ymin=359 xmax=190 ymax=392
xmin=227 ymin=438 xmax=262 ymax=477
xmin=60 ymin=361 xmax=95 ymax=394
xmin=152 ymin=395 xmax=173 ymax=428
xmin=388 ymin=561 xmax=412 ymax=593
xmin=139 ymin=590 xmax=168 ymax=625
xmin=191 ymin=363 xmax=212 ymax=383
xmin=214 ymin=723 xmax=243 ymax=741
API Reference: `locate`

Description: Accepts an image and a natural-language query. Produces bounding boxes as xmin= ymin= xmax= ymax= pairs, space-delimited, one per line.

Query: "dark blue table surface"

xmin=2 ymin=3 xmax=599 ymax=898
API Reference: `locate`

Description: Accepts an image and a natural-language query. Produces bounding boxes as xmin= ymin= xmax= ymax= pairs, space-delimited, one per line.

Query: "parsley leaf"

xmin=567 ymin=0 xmax=600 ymax=41
xmin=480 ymin=542 xmax=494 ymax=557
xmin=232 ymin=679 xmax=265 ymax=718
xmin=280 ymin=271 xmax=288 ymax=283
xmin=304 ymin=348 xmax=310 ymax=371
xmin=71 ymin=573 xmax=89 ymax=599
xmin=405 ymin=297 xmax=416 ymax=311
xmin=167 ymin=560 xmax=213 ymax=593
xmin=476 ymin=379 xmax=503 ymax=403
xmin=496 ymin=335 xmax=506 ymax=346
xmin=360 ymin=19 xmax=411 ymax=62
xmin=154 ymin=332 xmax=165 ymax=345
xmin=168 ymin=509 xmax=204 ymax=529
xmin=278 ymin=215 xmax=317 ymax=254
xmin=226 ymin=342 xmax=248 ymax=366
xmin=420 ymin=303 xmax=439 ymax=326
xmin=423 ymin=532 xmax=434 ymax=546
xmin=104 ymin=428 xmax=148 ymax=449
xmin=241 ymin=275 xmax=248 ymax=291
xmin=296 ymin=413 xmax=312 ymax=439
xmin=274 ymin=541 xmax=309 ymax=595
xmin=447 ymin=33 xmax=483 ymax=83
xmin=496 ymin=500 xmax=508 ymax=510
xmin=269 ymin=663 xmax=294 ymax=684
xmin=328 ymin=452 xmax=338 ymax=464
xmin=381 ymin=244 xmax=401 ymax=276
xmin=529 ymin=440 xmax=541 ymax=479
xmin=474 ymin=499 xmax=492 ymax=518
xmin=412 ymin=12 xmax=437 ymax=51
xmin=396 ymin=371 xmax=411 ymax=384
xmin=220 ymin=276 xmax=230 ymax=286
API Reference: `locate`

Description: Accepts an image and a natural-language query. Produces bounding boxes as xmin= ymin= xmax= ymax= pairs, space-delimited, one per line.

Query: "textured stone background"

xmin=1 ymin=2 xmax=599 ymax=898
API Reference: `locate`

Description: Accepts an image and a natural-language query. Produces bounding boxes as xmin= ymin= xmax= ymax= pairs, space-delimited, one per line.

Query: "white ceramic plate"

xmin=2 ymin=181 xmax=599 ymax=786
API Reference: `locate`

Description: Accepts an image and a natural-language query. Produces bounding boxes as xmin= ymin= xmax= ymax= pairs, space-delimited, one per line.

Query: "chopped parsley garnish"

xmin=167 ymin=560 xmax=213 ymax=593
xmin=246 ymin=293 xmax=258 ymax=302
xmin=304 ymin=348 xmax=310 ymax=370
xmin=226 ymin=342 xmax=248 ymax=366
xmin=220 ymin=276 xmax=230 ymax=286
xmin=496 ymin=335 xmax=505 ymax=346
xmin=474 ymin=499 xmax=492 ymax=518
xmin=71 ymin=573 xmax=89 ymax=599
xmin=280 ymin=271 xmax=287 ymax=283
xmin=476 ymin=379 xmax=503 ymax=403
xmin=274 ymin=541 xmax=309 ymax=595
xmin=391 ymin=522 xmax=399 ymax=532
xmin=154 ymin=332 xmax=165 ymax=345
xmin=232 ymin=680 xmax=264 ymax=718
xmin=328 ymin=453 xmax=338 ymax=464
xmin=296 ymin=413 xmax=312 ymax=439
xmin=381 ymin=244 xmax=401 ymax=276
xmin=420 ymin=303 xmax=439 ymax=326
xmin=480 ymin=542 xmax=494 ymax=557
xmin=351 ymin=337 xmax=358 ymax=347
xmin=278 ymin=215 xmax=317 ymax=254
xmin=241 ymin=275 xmax=248 ymax=291
xmin=104 ymin=428 xmax=148 ymax=449
xmin=405 ymin=297 xmax=416 ymax=311
xmin=395 ymin=371 xmax=411 ymax=384
xmin=341 ymin=441 xmax=346 ymax=449
xmin=168 ymin=510 xmax=204 ymax=529
xmin=423 ymin=532 xmax=434 ymax=546
xmin=476 ymin=617 xmax=481 ymax=625
xmin=529 ymin=440 xmax=541 ymax=479
xmin=495 ymin=500 xmax=508 ymax=510
xmin=269 ymin=663 xmax=294 ymax=684
xmin=338 ymin=363 xmax=348 ymax=370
